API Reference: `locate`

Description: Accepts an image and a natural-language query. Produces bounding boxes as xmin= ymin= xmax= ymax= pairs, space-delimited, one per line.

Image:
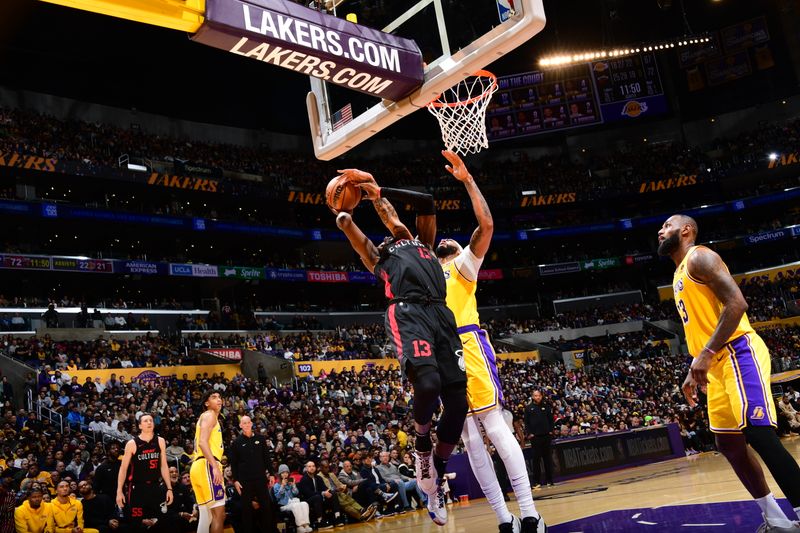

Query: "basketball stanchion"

xmin=426 ymin=70 xmax=499 ymax=156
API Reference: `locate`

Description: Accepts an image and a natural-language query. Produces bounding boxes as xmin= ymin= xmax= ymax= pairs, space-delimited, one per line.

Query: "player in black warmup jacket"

xmin=335 ymin=165 xmax=468 ymax=526
xmin=116 ymin=413 xmax=174 ymax=531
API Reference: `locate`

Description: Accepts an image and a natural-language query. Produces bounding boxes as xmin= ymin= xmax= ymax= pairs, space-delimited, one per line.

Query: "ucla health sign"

xmin=191 ymin=0 xmax=424 ymax=100
xmin=170 ymin=263 xmax=194 ymax=276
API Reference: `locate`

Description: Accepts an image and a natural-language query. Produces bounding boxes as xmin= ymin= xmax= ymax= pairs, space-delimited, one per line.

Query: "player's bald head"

xmin=671 ymin=214 xmax=698 ymax=238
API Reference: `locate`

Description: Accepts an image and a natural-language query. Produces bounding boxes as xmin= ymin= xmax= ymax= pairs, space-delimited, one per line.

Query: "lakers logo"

xmin=621 ymin=100 xmax=648 ymax=118
xmin=751 ymin=406 xmax=765 ymax=420
xmin=674 ymin=280 xmax=684 ymax=293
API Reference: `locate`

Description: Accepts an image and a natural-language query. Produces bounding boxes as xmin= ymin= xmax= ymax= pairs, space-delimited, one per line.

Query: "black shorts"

xmin=127 ymin=481 xmax=165 ymax=520
xmin=385 ymin=301 xmax=467 ymax=387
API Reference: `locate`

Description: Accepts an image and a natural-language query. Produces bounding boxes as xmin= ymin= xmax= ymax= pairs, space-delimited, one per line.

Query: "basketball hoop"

xmin=426 ymin=70 xmax=499 ymax=156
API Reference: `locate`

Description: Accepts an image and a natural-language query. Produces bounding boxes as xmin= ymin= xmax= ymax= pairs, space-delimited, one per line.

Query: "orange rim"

xmin=427 ymin=70 xmax=498 ymax=108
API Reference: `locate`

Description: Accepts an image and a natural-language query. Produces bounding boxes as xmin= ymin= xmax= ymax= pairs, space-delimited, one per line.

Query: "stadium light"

xmin=127 ymin=163 xmax=148 ymax=172
xmin=769 ymin=153 xmax=778 ymax=161
xmin=539 ymin=34 xmax=712 ymax=68
xmin=521 ymin=190 xmax=537 ymax=196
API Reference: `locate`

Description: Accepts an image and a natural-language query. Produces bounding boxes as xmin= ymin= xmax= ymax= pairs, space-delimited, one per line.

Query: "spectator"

xmin=359 ymin=454 xmax=401 ymax=517
xmin=374 ymin=450 xmax=421 ymax=512
xmin=14 ymin=487 xmax=53 ymax=533
xmin=272 ymin=464 xmax=311 ymax=533
xmin=42 ymin=304 xmax=59 ymax=329
xmin=51 ymin=480 xmax=86 ymax=533
xmin=78 ymin=479 xmax=118 ymax=533
xmin=317 ymin=459 xmax=376 ymax=523
xmin=297 ymin=460 xmax=339 ymax=530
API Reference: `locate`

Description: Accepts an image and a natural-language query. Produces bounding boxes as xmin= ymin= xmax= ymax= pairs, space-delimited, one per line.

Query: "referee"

xmin=229 ymin=415 xmax=278 ymax=533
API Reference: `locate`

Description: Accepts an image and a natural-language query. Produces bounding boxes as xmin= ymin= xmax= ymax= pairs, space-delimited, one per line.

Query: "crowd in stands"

xmin=186 ymin=325 xmax=389 ymax=362
xmin=540 ymin=328 xmax=673 ymax=355
xmin=2 ymin=106 xmax=799 ymax=208
xmin=486 ymin=301 xmax=677 ymax=338
xmin=1 ymin=334 xmax=198 ymax=370
xmin=761 ymin=325 xmax=800 ymax=373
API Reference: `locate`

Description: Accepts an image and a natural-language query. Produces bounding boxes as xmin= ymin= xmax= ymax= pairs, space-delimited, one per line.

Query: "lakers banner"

xmin=520 ymin=193 xmax=577 ymax=208
xmin=147 ymin=173 xmax=220 ymax=193
xmin=49 ymin=364 xmax=241 ymax=385
xmin=0 ymin=151 xmax=58 ymax=172
xmin=287 ymin=191 xmax=462 ymax=211
xmin=294 ymin=359 xmax=395 ymax=376
xmin=768 ymin=151 xmax=800 ymax=170
xmin=638 ymin=175 xmax=697 ymax=193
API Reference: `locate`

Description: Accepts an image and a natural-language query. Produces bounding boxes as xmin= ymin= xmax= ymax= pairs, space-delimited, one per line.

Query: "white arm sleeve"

xmin=453 ymin=246 xmax=484 ymax=282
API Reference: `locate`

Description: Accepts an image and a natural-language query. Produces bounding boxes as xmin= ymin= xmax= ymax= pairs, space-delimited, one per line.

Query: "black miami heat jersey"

xmin=128 ymin=436 xmax=161 ymax=484
xmin=374 ymin=239 xmax=447 ymax=301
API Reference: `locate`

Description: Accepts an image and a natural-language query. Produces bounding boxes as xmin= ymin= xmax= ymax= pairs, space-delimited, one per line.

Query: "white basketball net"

xmin=426 ymin=70 xmax=498 ymax=156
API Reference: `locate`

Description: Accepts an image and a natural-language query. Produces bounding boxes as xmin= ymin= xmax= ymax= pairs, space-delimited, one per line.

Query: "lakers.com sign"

xmin=192 ymin=0 xmax=424 ymax=100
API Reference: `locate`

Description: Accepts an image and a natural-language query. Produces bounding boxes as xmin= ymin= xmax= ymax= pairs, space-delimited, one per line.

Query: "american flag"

xmin=331 ymin=103 xmax=353 ymax=131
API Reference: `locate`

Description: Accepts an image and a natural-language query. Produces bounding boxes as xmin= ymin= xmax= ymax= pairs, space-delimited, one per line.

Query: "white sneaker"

xmin=416 ymin=451 xmax=438 ymax=496
xmin=426 ymin=480 xmax=447 ymax=526
xmin=757 ymin=514 xmax=800 ymax=532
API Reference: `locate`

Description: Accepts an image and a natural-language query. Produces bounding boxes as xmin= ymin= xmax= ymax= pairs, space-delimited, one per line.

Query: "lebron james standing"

xmin=659 ymin=214 xmax=800 ymax=532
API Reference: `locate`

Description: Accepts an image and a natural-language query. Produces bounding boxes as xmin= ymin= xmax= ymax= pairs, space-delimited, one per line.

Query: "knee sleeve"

xmin=461 ymin=416 xmax=491 ymax=470
xmin=436 ymin=382 xmax=467 ymax=445
xmin=410 ymin=365 xmax=441 ymax=426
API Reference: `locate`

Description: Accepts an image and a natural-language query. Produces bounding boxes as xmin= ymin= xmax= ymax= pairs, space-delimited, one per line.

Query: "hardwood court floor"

xmin=338 ymin=436 xmax=800 ymax=533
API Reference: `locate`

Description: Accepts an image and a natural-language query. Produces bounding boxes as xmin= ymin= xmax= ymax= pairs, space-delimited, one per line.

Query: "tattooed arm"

xmin=372 ymin=197 xmax=414 ymax=241
xmin=337 ymin=167 xmax=434 ymax=246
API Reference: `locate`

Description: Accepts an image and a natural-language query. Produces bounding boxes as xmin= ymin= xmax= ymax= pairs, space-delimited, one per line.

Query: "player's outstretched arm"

xmin=336 ymin=212 xmax=380 ymax=273
xmin=442 ymin=150 xmax=493 ymax=258
xmin=686 ymin=247 xmax=749 ymax=384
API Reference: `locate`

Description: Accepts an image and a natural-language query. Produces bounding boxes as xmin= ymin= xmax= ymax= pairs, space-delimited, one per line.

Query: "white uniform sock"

xmin=481 ymin=408 xmax=539 ymax=520
xmin=462 ymin=414 xmax=513 ymax=525
xmin=197 ymin=504 xmax=211 ymax=533
xmin=755 ymin=493 xmax=792 ymax=527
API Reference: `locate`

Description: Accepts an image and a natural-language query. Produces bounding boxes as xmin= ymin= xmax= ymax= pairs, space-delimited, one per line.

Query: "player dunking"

xmin=116 ymin=413 xmax=173 ymax=530
xmin=190 ymin=391 xmax=226 ymax=533
xmin=659 ymin=215 xmax=800 ymax=532
xmin=335 ymin=169 xmax=468 ymax=526
xmin=435 ymin=150 xmax=546 ymax=533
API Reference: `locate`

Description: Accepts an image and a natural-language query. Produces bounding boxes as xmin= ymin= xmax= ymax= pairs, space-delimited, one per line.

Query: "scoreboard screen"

xmin=0 ymin=254 xmax=52 ymax=270
xmin=485 ymin=63 xmax=602 ymax=140
xmin=592 ymin=52 xmax=663 ymax=104
xmin=487 ymin=52 xmax=667 ymax=141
